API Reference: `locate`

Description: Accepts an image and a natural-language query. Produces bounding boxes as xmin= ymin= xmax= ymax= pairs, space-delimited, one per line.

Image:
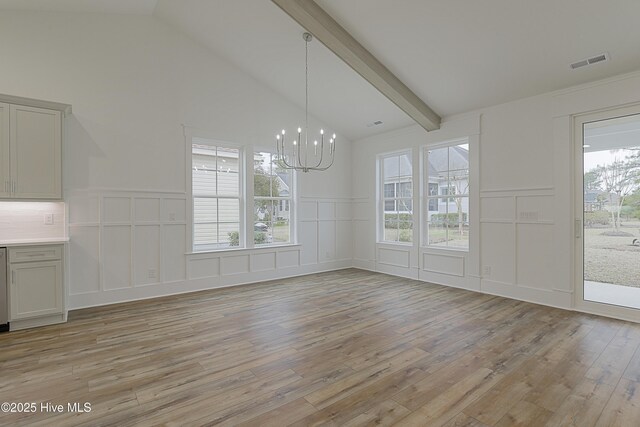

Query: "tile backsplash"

xmin=0 ymin=202 xmax=66 ymax=241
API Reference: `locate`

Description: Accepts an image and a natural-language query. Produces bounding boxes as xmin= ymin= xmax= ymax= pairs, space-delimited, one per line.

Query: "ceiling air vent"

xmin=588 ymin=54 xmax=607 ymax=64
xmin=570 ymin=52 xmax=609 ymax=70
xmin=366 ymin=120 xmax=383 ymax=128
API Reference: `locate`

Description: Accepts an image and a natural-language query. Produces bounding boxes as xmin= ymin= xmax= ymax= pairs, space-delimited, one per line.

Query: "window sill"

xmin=186 ymin=243 xmax=301 ymax=256
xmin=422 ymin=246 xmax=469 ymax=253
xmin=377 ymin=241 xmax=413 ymax=247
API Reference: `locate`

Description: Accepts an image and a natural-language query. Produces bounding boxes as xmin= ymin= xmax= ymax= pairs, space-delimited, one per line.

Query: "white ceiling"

xmin=2 ymin=1 xmax=640 ymax=141
xmin=0 ymin=0 xmax=158 ymax=15
xmin=153 ymin=0 xmax=411 ymax=141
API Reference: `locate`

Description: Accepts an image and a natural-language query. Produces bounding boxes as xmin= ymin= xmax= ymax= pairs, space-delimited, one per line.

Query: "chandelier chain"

xmin=305 ymin=34 xmax=308 ymax=144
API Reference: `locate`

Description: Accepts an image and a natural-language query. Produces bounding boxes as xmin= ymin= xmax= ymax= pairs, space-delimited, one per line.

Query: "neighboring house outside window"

xmin=425 ymin=140 xmax=469 ymax=250
xmin=192 ymin=139 xmax=241 ymax=251
xmin=379 ymin=151 xmax=413 ymax=243
xmin=254 ymin=151 xmax=292 ymax=246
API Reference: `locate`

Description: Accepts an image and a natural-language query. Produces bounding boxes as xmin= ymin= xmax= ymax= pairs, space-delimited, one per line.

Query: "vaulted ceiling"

xmin=2 ymin=0 xmax=640 ymax=140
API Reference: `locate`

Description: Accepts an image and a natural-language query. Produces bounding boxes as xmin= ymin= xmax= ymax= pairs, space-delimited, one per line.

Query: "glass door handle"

xmin=575 ymin=219 xmax=582 ymax=238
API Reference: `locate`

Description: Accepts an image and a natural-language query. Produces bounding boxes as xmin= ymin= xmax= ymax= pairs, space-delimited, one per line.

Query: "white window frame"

xmin=423 ymin=137 xmax=470 ymax=252
xmin=252 ymin=148 xmax=296 ymax=247
xmin=187 ymin=129 xmax=245 ymax=252
xmin=377 ymin=150 xmax=414 ymax=245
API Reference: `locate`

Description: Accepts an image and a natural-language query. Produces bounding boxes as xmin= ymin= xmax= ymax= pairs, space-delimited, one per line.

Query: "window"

xmin=383 ymin=183 xmax=413 ymax=212
xmin=380 ymin=151 xmax=413 ymax=243
xmin=254 ymin=151 xmax=292 ymax=245
xmin=425 ymin=140 xmax=469 ymax=249
xmin=427 ymin=183 xmax=438 ymax=211
xmin=192 ymin=139 xmax=241 ymax=251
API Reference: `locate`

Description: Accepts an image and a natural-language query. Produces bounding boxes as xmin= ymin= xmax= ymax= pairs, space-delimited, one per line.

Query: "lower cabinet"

xmin=8 ymin=245 xmax=64 ymax=329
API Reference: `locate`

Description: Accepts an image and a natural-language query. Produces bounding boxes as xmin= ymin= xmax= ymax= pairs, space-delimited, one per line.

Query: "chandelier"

xmin=276 ymin=32 xmax=336 ymax=172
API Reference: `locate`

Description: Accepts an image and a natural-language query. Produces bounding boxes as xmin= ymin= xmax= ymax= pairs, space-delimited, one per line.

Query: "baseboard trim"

xmin=68 ymin=260 xmax=352 ymax=310
xmin=10 ymin=314 xmax=65 ymax=331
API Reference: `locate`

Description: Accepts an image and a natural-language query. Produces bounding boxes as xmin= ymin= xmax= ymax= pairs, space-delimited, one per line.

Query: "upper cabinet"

xmin=0 ymin=95 xmax=70 ymax=200
xmin=10 ymin=105 xmax=61 ymax=199
xmin=0 ymin=103 xmax=10 ymax=198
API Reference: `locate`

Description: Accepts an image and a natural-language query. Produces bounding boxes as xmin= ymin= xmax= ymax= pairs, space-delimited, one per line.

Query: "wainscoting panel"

xmin=299 ymin=221 xmax=318 ymax=266
xmin=423 ymin=252 xmax=465 ymax=277
xmin=318 ymin=202 xmax=335 ymax=220
xmin=67 ymin=190 xmax=352 ymax=309
xmin=298 ymin=201 xmax=318 ymax=221
xmin=103 ymin=197 xmax=131 ymax=223
xmin=221 ymin=254 xmax=250 ymax=276
xmin=67 ymin=194 xmax=99 ymax=224
xmin=353 ymin=219 xmax=374 ymax=263
xmin=378 ymin=246 xmax=410 ymax=268
xmin=68 ymin=225 xmax=100 ymax=294
xmin=251 ymin=251 xmax=276 ymax=273
xmin=318 ymin=221 xmax=336 ymax=262
xmin=352 ymin=201 xmax=369 ymax=221
xmin=516 ymin=195 xmax=555 ymax=223
xmin=336 ymin=202 xmax=352 ymax=220
xmin=163 ymin=224 xmax=187 ymax=282
xmin=277 ymin=250 xmax=300 ymax=269
xmin=134 ymin=225 xmax=161 ymax=286
xmin=162 ymin=198 xmax=186 ymax=223
xmin=482 ymin=279 xmax=572 ymax=309
xmin=336 ymin=220 xmax=353 ymax=261
xmin=188 ymin=256 xmax=220 ymax=279
xmin=134 ymin=198 xmax=160 ymax=223
xmin=102 ymin=225 xmax=132 ymax=290
xmin=480 ymin=196 xmax=514 ymax=222
xmin=478 ymin=186 xmax=570 ymax=310
xmin=480 ymin=222 xmax=515 ymax=285
xmin=517 ymin=223 xmax=554 ymax=290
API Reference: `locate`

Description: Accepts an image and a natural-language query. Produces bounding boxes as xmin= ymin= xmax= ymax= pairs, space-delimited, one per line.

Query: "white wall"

xmin=352 ymin=70 xmax=640 ymax=314
xmin=0 ymin=10 xmax=352 ymax=309
xmin=4 ymin=9 xmax=640 ymax=318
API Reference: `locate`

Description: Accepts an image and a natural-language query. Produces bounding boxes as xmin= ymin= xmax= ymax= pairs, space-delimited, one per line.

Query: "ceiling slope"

xmin=272 ymin=0 xmax=441 ymax=131
xmin=3 ymin=0 xmax=640 ymax=140
xmin=0 ymin=0 xmax=158 ymax=15
xmin=155 ymin=0 xmax=640 ymax=140
xmin=153 ymin=0 xmax=413 ymax=141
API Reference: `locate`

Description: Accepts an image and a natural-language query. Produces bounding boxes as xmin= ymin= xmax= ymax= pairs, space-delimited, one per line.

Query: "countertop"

xmin=0 ymin=238 xmax=69 ymax=247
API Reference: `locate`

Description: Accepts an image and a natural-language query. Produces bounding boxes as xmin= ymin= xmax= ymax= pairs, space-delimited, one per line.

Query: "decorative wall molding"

xmin=422 ymin=252 xmax=465 ymax=277
xmin=67 ymin=189 xmax=354 ymax=310
xmin=481 ymin=279 xmax=573 ymax=309
xmin=480 ymin=187 xmax=554 ymax=196
xmin=377 ymin=247 xmax=411 ymax=268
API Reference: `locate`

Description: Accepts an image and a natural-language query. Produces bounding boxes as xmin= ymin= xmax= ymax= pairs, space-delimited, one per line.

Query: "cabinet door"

xmin=0 ymin=102 xmax=9 ymax=198
xmin=10 ymin=105 xmax=62 ymax=199
xmin=10 ymin=260 xmax=63 ymax=320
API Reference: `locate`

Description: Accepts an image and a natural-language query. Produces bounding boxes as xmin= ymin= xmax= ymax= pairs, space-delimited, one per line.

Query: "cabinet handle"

xmin=11 ymin=271 xmax=15 ymax=284
xmin=4 ymin=181 xmax=7 ymax=193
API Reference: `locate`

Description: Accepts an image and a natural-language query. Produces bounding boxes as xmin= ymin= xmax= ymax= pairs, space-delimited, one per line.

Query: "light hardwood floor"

xmin=1 ymin=269 xmax=640 ymax=426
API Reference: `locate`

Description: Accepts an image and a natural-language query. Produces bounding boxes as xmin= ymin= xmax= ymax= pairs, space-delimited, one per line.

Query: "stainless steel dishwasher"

xmin=0 ymin=248 xmax=8 ymax=332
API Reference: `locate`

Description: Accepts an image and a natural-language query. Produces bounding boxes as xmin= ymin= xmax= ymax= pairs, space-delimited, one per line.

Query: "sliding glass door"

xmin=576 ymin=107 xmax=640 ymax=318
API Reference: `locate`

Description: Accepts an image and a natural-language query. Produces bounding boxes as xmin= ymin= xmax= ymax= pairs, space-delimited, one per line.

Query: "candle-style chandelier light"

xmin=276 ymin=32 xmax=336 ymax=173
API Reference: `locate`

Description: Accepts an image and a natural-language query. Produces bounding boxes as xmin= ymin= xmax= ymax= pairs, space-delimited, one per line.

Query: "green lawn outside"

xmin=383 ymin=225 xmax=469 ymax=248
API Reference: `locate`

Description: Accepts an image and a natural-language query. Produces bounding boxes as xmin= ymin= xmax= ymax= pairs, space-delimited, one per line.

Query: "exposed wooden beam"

xmin=271 ymin=0 xmax=441 ymax=131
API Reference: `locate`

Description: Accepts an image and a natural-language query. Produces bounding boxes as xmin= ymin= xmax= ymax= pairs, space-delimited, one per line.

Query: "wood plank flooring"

xmin=1 ymin=268 xmax=640 ymax=426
